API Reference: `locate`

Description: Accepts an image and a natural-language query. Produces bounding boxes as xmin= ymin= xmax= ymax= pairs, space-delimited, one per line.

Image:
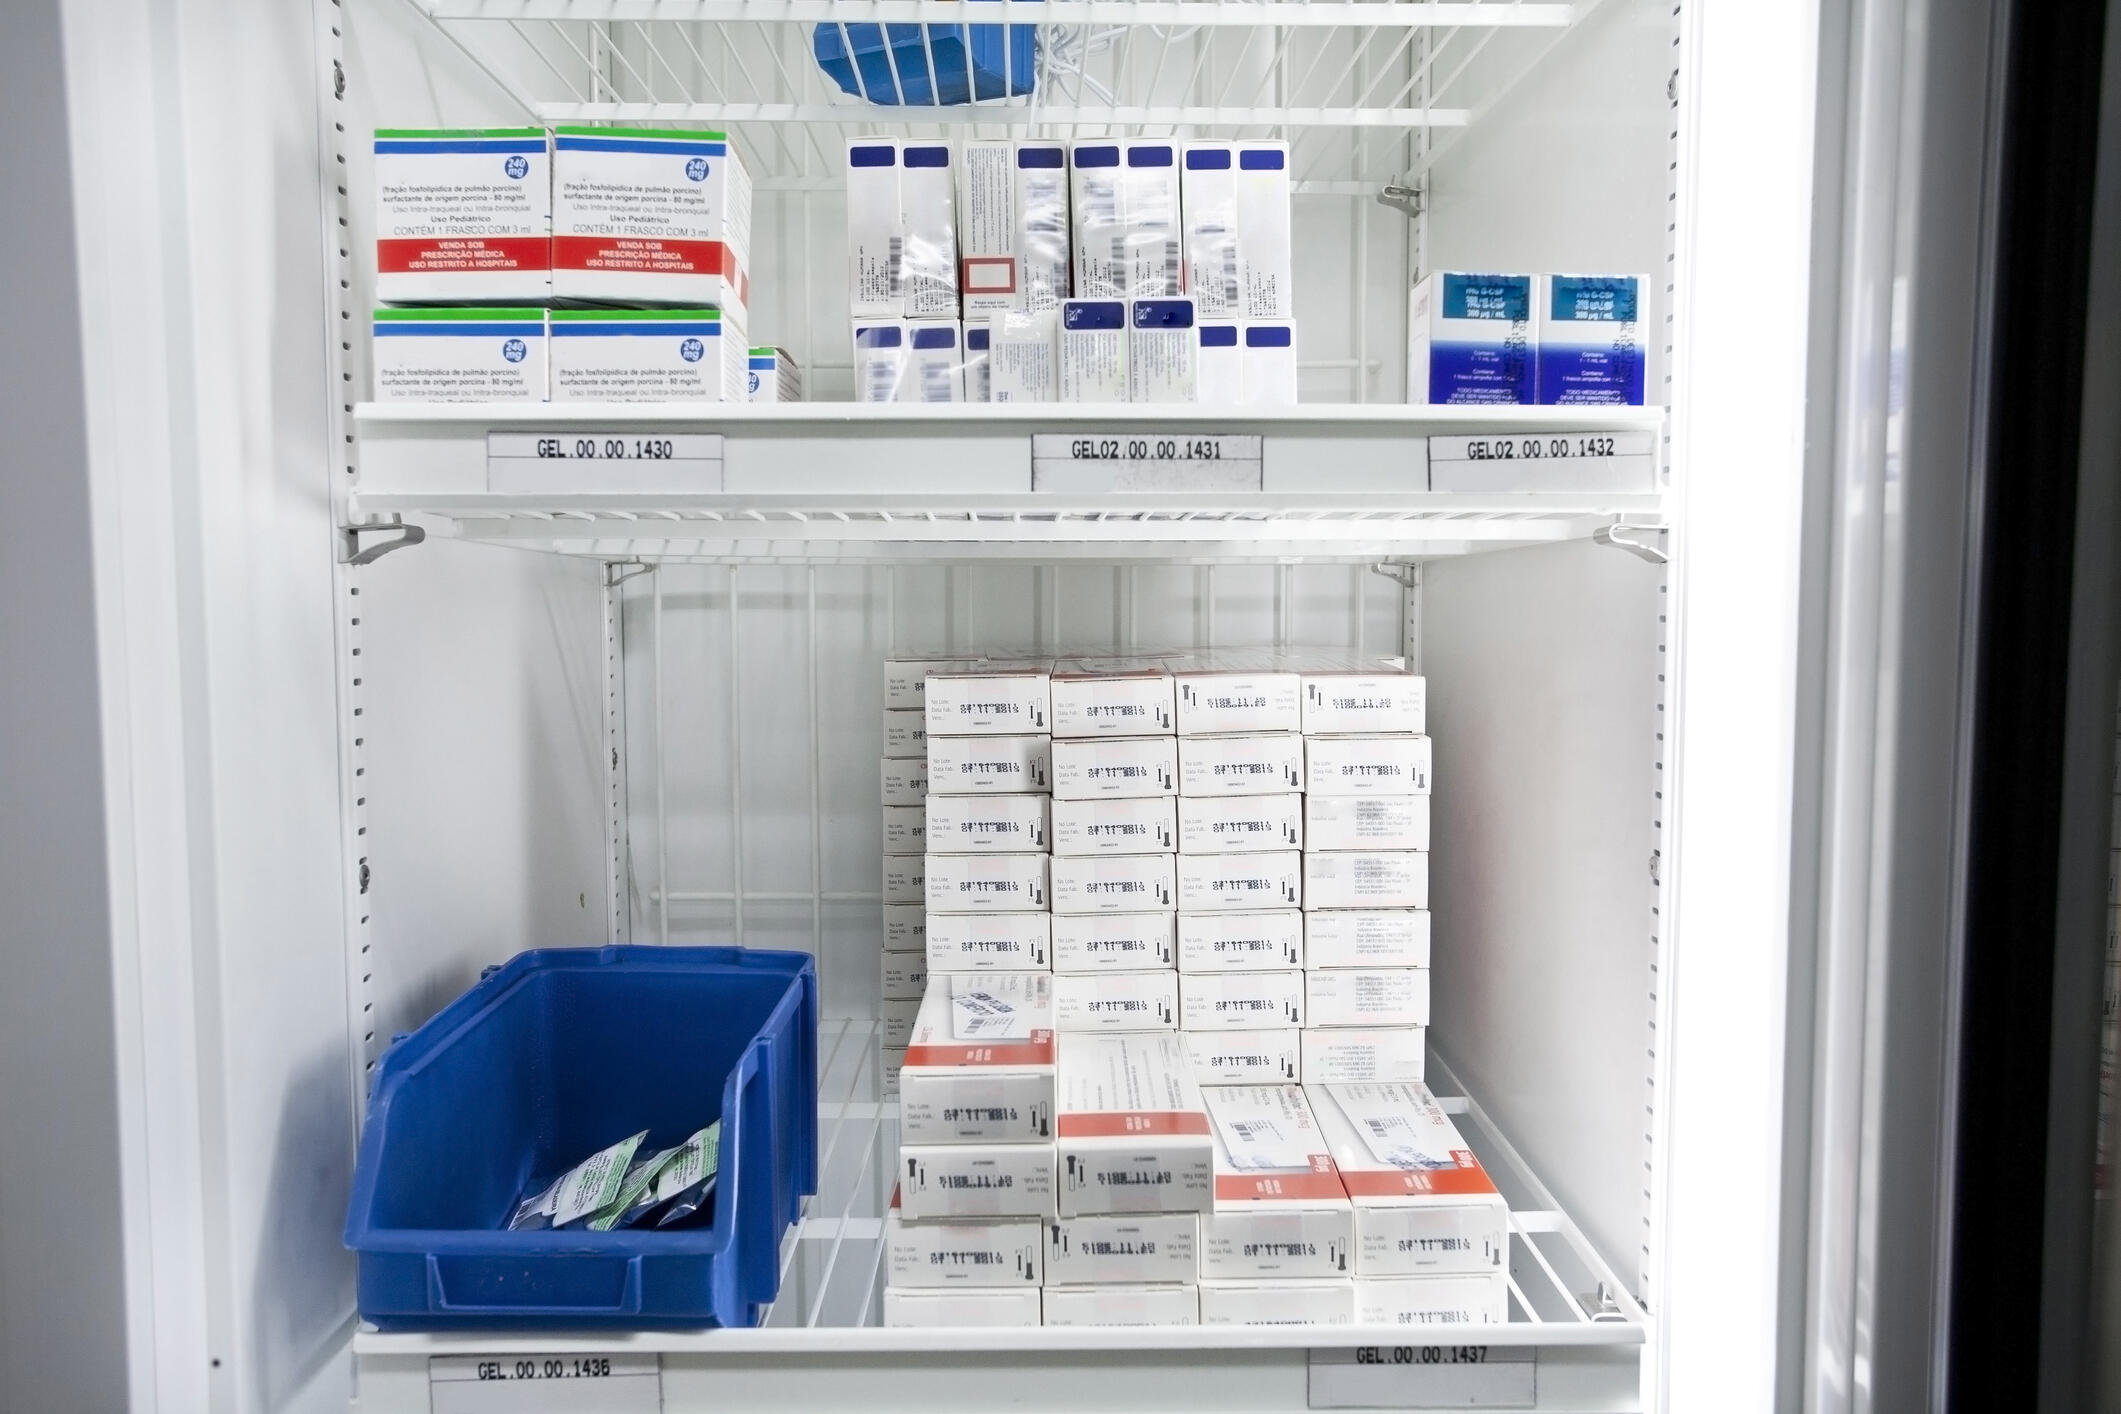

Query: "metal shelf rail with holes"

xmin=349 ymin=401 xmax=1667 ymax=563
xmin=397 ymin=0 xmax=1613 ymax=189
xmin=348 ymin=1025 xmax=1650 ymax=1411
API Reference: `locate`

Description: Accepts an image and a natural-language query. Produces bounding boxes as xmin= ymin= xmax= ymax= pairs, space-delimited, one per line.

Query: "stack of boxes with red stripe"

xmin=371 ymin=126 xmax=754 ymax=403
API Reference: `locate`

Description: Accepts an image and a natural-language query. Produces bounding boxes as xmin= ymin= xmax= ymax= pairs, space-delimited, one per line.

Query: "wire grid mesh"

xmin=406 ymin=0 xmax=1588 ymax=187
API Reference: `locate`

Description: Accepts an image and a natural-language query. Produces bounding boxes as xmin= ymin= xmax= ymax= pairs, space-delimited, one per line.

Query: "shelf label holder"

xmin=1308 ymin=1344 xmax=1536 ymax=1409
xmin=429 ymin=1353 xmax=661 ymax=1412
xmin=1030 ymin=431 xmax=1263 ymax=492
xmin=488 ymin=431 xmax=725 ymax=494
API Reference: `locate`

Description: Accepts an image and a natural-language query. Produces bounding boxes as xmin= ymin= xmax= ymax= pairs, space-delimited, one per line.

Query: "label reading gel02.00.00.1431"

xmin=1031 ymin=433 xmax=1262 ymax=493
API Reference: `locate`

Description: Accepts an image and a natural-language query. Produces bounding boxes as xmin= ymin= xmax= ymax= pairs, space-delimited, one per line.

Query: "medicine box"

xmin=990 ymin=310 xmax=1058 ymax=401
xmin=1176 ymin=910 xmax=1304 ymax=972
xmin=1179 ymin=969 xmax=1305 ymax=1030
xmin=899 ymin=974 xmax=1056 ymax=1144
xmin=846 ymin=138 xmax=903 ymax=317
xmin=880 ymin=756 xmax=930 ymax=805
xmin=958 ymin=140 xmax=1071 ymax=315
xmin=1301 ymin=671 xmax=1426 ymax=735
xmin=1052 ymin=796 xmax=1177 ymax=856
xmin=1175 ymin=850 xmax=1302 ymax=912
xmin=1041 ymin=1283 xmax=1200 ymax=1327
xmin=1302 ymin=1027 xmax=1427 ymax=1085
xmin=906 ymin=321 xmax=965 ymax=403
xmin=373 ymin=128 xmax=550 ymax=305
xmin=880 ymin=953 xmax=928 ymax=1000
xmin=548 ymin=308 xmax=733 ymax=402
xmin=882 ymin=996 xmax=921 ymax=1047
xmin=1198 ymin=323 xmax=1243 ymax=402
xmin=1051 ymin=853 xmax=1177 ymax=914
xmin=1056 ymin=1032 xmax=1214 ymax=1217
xmin=1303 ymin=735 xmax=1432 ymax=796
xmin=1305 ymin=795 xmax=1431 ymax=852
xmin=899 ymin=1140 xmax=1057 ymax=1219
xmin=1306 ymin=968 xmax=1431 ymax=1029
xmin=1045 ymin=1212 xmax=1200 ymax=1285
xmin=926 ymin=852 xmax=1050 ymax=913
xmin=883 ymin=903 xmax=928 ymax=953
xmin=884 ymin=1286 xmax=1043 ymax=1327
xmin=885 ymin=1193 xmax=1043 ymax=1287
xmin=926 ymin=734 xmax=1052 ymax=794
xmin=1354 ymin=1272 xmax=1509 ymax=1326
xmin=1014 ymin=141 xmax=1072 ymax=311
xmin=1173 ymin=668 xmax=1302 ymax=735
xmin=1242 ymin=322 xmax=1299 ymax=405
xmin=1178 ymin=794 xmax=1303 ymax=854
xmin=1302 ymin=851 xmax=1429 ymax=911
xmin=1199 ymin=1279 xmax=1354 ymax=1325
xmin=927 ymin=794 xmax=1051 ymax=853
xmin=1060 ymin=299 xmax=1129 ymax=402
xmin=885 ymin=657 xmax=976 ymax=711
xmin=1305 ymin=909 xmax=1431 ymax=969
xmin=1537 ymin=273 xmax=1647 ymax=405
xmin=1051 ymin=912 xmax=1177 ymax=972
xmin=926 ymin=668 xmax=1052 ymax=735
xmin=372 ymin=308 xmax=546 ymax=403
xmin=746 ymin=346 xmax=802 ymax=402
xmin=1178 ymin=734 xmax=1304 ymax=798
xmin=1051 ymin=662 xmax=1175 ymax=737
xmin=1407 ymin=271 xmax=1533 ymax=405
xmin=926 ymin=912 xmax=1052 ymax=972
xmin=1121 ymin=139 xmax=1183 ymax=298
xmin=883 ymin=709 xmax=928 ymax=758
xmin=1184 ymin=1028 xmax=1301 ymax=1086
xmin=899 ymin=143 xmax=958 ymax=319
xmin=1200 ymin=1084 xmax=1353 ymax=1280
xmin=1128 ymin=298 xmax=1198 ymax=403
xmin=1180 ymin=141 xmax=1294 ymax=319
xmin=552 ymin=126 xmax=752 ymax=325
xmin=1069 ymin=142 xmax=1126 ymax=299
xmin=962 ymin=321 xmax=991 ymax=402
xmin=1053 ymin=737 xmax=1179 ymax=800
xmin=1053 ymin=970 xmax=1179 ymax=1032
xmin=881 ymin=855 xmax=926 ymax=905
xmin=853 ymin=320 xmax=908 ymax=402
xmin=1306 ymin=1082 xmax=1508 ymax=1277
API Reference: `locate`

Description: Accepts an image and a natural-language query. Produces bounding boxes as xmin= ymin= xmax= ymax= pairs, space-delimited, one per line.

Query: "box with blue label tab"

xmin=551 ymin=127 xmax=752 ymax=319
xmin=747 ymin=347 xmax=801 ymax=402
xmin=1537 ymin=273 xmax=1647 ymax=405
xmin=373 ymin=128 xmax=550 ymax=305
xmin=372 ymin=308 xmax=545 ymax=402
xmin=1406 ymin=272 xmax=1533 ymax=404
xmin=548 ymin=309 xmax=732 ymax=401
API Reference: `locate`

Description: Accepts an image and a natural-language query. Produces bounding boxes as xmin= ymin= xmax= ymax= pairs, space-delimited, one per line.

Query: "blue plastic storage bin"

xmin=813 ymin=7 xmax=1037 ymax=105
xmin=344 ymin=945 xmax=818 ymax=1330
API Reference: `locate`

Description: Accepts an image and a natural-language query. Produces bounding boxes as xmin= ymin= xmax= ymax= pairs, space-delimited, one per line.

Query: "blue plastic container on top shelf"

xmin=344 ymin=945 xmax=818 ymax=1330
xmin=813 ymin=5 xmax=1038 ymax=105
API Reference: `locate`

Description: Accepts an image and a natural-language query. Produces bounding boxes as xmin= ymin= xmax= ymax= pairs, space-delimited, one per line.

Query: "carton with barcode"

xmin=853 ymin=320 xmax=908 ymax=403
xmin=1302 ymin=850 xmax=1428 ymax=910
xmin=1184 ymin=1028 xmax=1301 ymax=1086
xmin=1060 ymin=299 xmax=1128 ymax=402
xmin=1051 ymin=796 xmax=1176 ymax=856
xmin=1056 ymin=1032 xmax=1214 ymax=1217
xmin=1199 ymin=1085 xmax=1352 ymax=1280
xmin=899 ymin=973 xmax=1055 ymax=1145
xmin=1044 ymin=1211 xmax=1200 ymax=1285
xmin=1304 ymin=735 xmax=1432 ymax=797
xmin=898 ymin=1139 xmax=1057 ymax=1220
xmin=1128 ymin=297 xmax=1198 ymax=403
xmin=1050 ymin=660 xmax=1176 ymax=737
xmin=1301 ymin=1026 xmax=1426 ymax=1084
xmin=883 ymin=1285 xmax=1043 ymax=1327
xmin=1052 ymin=736 xmax=1179 ymax=800
xmin=1053 ymin=969 xmax=1178 ymax=1032
xmin=1301 ymin=668 xmax=1426 ymax=735
xmin=1305 ymin=1082 xmax=1507 ymax=1277
xmin=1040 ymin=1282 xmax=1200 ymax=1326
xmin=1120 ymin=139 xmax=1183 ymax=298
xmin=899 ymin=143 xmax=958 ymax=318
xmin=1180 ymin=140 xmax=1292 ymax=320
xmin=1305 ymin=967 xmax=1430 ymax=1028
xmin=847 ymin=138 xmax=904 ymax=316
xmin=962 ymin=320 xmax=991 ymax=402
xmin=1050 ymin=912 xmax=1177 ymax=972
xmin=1305 ymin=795 xmax=1430 ymax=852
xmin=883 ymin=803 xmax=926 ymax=855
xmin=927 ymin=793 xmax=1050 ymax=854
xmin=906 ymin=321 xmax=965 ymax=403
xmin=1354 ymin=1272 xmax=1509 ymax=1325
xmin=925 ymin=666 xmax=1052 ymax=735
xmin=1179 ymin=968 xmax=1305 ymax=1030
xmin=1172 ymin=664 xmax=1302 ymax=735
xmin=1200 ymin=1278 xmax=1355 ymax=1325
xmin=926 ymin=852 xmax=1049 ymax=913
xmin=1178 ymin=793 xmax=1303 ymax=855
xmin=1177 ymin=733 xmax=1304 ymax=798
xmin=373 ymin=128 xmax=551 ymax=305
xmin=885 ymin=1187 xmax=1042 ymax=1288
xmin=1304 ymin=909 xmax=1431 ymax=969
xmin=1177 ymin=909 xmax=1304 ymax=972
xmin=990 ymin=310 xmax=1058 ymax=402
xmin=926 ymin=911 xmax=1052 ymax=972
xmin=1242 ymin=321 xmax=1299 ymax=405
xmin=926 ymin=733 xmax=1051 ymax=794
xmin=1069 ymin=142 xmax=1126 ymax=298
xmin=1050 ymin=853 xmax=1177 ymax=915
xmin=1175 ymin=849 xmax=1302 ymax=912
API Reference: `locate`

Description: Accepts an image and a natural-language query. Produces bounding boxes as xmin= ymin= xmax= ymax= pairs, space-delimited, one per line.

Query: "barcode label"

xmin=864 ymin=358 xmax=899 ymax=404
xmin=1220 ymin=240 xmax=1239 ymax=306
xmin=921 ymin=362 xmax=955 ymax=403
xmin=1164 ymin=239 xmax=1182 ymax=296
xmin=887 ymin=236 xmax=905 ymax=298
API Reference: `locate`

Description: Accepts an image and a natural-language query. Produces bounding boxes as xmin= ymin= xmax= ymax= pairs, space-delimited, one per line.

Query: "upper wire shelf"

xmin=403 ymin=0 xmax=1605 ymax=184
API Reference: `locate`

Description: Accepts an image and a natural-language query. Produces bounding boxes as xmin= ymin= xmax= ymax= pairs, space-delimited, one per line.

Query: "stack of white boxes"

xmin=1298 ymin=657 xmax=1433 ymax=1088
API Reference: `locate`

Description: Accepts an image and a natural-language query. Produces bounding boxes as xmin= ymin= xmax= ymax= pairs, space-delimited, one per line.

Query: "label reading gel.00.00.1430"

xmin=486 ymin=431 xmax=723 ymax=494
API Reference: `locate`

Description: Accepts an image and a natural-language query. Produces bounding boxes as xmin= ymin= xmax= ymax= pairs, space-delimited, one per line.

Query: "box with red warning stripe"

xmin=1305 ymin=1081 xmax=1508 ymax=1278
xmin=1198 ymin=1084 xmax=1351 ymax=1280
xmin=1055 ymin=1032 xmax=1213 ymax=1217
xmin=551 ymin=126 xmax=752 ymax=320
xmin=899 ymin=974 xmax=1055 ymax=1145
xmin=373 ymin=129 xmax=550 ymax=305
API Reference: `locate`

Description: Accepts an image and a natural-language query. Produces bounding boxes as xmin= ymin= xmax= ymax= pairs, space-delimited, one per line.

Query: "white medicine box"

xmin=551 ymin=127 xmax=752 ymax=322
xmin=1407 ymin=271 xmax=1534 ymax=405
xmin=373 ymin=128 xmax=550 ymax=304
xmin=372 ymin=308 xmax=545 ymax=403
xmin=926 ymin=668 xmax=1052 ymax=736
xmin=1056 ymin=1032 xmax=1214 ymax=1217
xmin=548 ymin=309 xmax=734 ymax=402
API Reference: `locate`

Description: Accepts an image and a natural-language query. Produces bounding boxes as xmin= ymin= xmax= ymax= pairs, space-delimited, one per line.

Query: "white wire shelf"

xmin=401 ymin=0 xmax=1605 ymax=183
xmin=350 ymin=1019 xmax=1648 ymax=1410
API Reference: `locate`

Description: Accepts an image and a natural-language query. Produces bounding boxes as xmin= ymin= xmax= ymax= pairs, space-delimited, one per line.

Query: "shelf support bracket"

xmin=338 ymin=515 xmax=425 ymax=566
xmin=1593 ymin=518 xmax=1669 ymax=565
xmin=1376 ymin=179 xmax=1426 ymax=220
xmin=604 ymin=558 xmax=655 ymax=588
xmin=1368 ymin=560 xmax=1420 ymax=590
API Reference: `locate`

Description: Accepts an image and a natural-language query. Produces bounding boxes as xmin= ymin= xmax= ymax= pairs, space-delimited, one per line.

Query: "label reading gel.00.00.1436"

xmin=429 ymin=1355 xmax=661 ymax=1414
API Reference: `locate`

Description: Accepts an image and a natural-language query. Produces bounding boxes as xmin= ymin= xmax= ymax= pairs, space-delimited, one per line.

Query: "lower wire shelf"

xmin=351 ymin=1017 xmax=1650 ymax=1410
